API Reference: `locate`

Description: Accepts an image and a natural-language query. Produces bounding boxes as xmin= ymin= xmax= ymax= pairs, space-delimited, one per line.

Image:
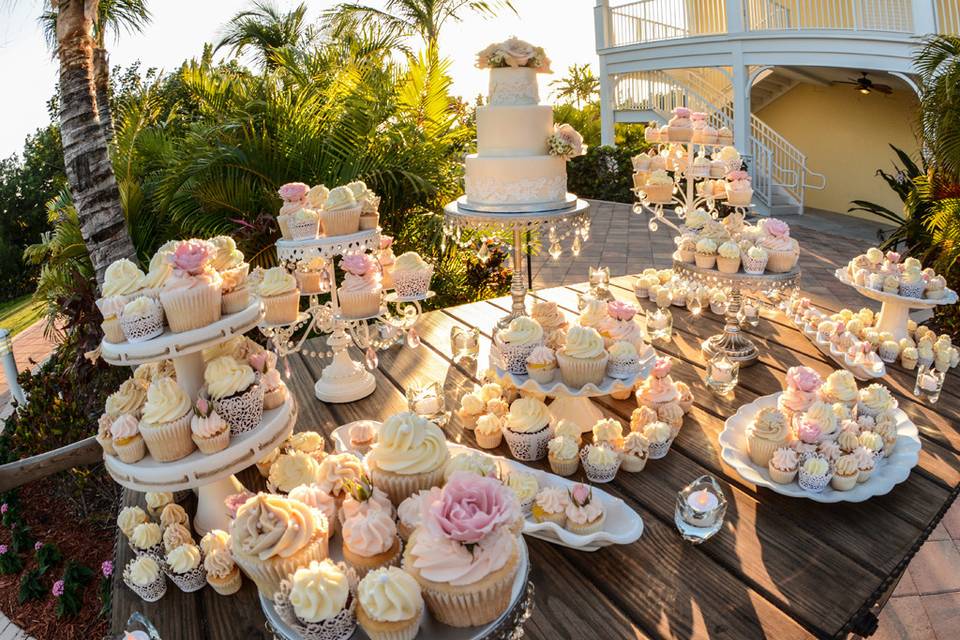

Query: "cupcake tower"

xmin=264 ymin=182 xmax=434 ymax=403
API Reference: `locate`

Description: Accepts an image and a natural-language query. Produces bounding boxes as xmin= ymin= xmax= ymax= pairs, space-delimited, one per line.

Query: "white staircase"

xmin=611 ymin=68 xmax=826 ymax=215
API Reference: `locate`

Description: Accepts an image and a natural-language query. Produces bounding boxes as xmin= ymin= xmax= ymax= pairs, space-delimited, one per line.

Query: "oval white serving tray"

xmin=331 ymin=423 xmax=643 ymax=551
xmin=834 ymin=269 xmax=958 ymax=309
xmin=798 ymin=324 xmax=885 ymax=381
xmin=718 ymin=392 xmax=920 ymax=503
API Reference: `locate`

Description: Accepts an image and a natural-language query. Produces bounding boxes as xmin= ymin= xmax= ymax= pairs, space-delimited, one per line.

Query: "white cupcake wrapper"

xmin=647 ymin=438 xmax=674 ymax=460
xmin=212 ymin=381 xmax=265 ymax=436
xmin=899 ymin=281 xmax=925 ymax=298
xmin=578 ymin=450 xmax=621 ymax=483
xmin=798 ymin=469 xmax=832 ymax=493
xmin=124 ymin=574 xmax=167 ymax=602
xmin=290 ymin=218 xmax=321 ymax=240
xmin=393 ymin=268 xmax=433 ymax=299
xmin=274 ymin=577 xmax=358 ymax=640
xmin=166 ymin=564 xmax=208 ymax=592
xmin=120 ymin=306 xmax=165 ymax=343
xmin=742 ymin=255 xmax=768 ymax=275
xmin=494 ymin=338 xmax=541 ymax=376
xmin=502 ymin=426 xmax=551 ymax=462
xmin=607 ymin=357 xmax=641 ymax=379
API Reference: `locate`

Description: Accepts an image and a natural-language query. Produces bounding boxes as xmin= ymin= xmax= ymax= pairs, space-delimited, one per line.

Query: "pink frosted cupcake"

xmin=159 ymin=240 xmax=223 ymax=333
xmin=338 ymin=254 xmax=382 ymax=319
xmin=276 ymin=182 xmax=309 ymax=240
xmin=564 ymin=483 xmax=605 ymax=535
xmin=190 ymin=397 xmax=229 ymax=454
xmin=777 ymin=366 xmax=822 ymax=424
xmin=758 ymin=218 xmax=799 ymax=273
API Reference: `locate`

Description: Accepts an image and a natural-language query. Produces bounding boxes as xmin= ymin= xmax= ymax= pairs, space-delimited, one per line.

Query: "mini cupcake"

xmin=553 ymin=419 xmax=583 ymax=445
xmin=494 ymin=316 xmax=544 ymax=376
xmin=531 ymin=300 xmax=569 ymax=349
xmin=564 ymin=484 xmax=605 ymax=535
xmin=694 ymin=238 xmax=718 ymax=270
xmin=831 ymin=454 xmax=859 ymax=491
xmin=366 ymin=412 xmax=449 ymax=505
xmin=143 ymin=492 xmax=172 ymax=518
xmin=456 ymin=390 xmax=486 ymax=429
xmin=878 ymin=339 xmax=900 ymax=363
xmin=643 ymin=169 xmax=674 ymax=204
xmin=506 ymin=472 xmax=539 ymax=514
xmin=205 ymin=355 xmax=264 ymax=436
xmin=636 ymin=357 xmax=681 ymax=411
xmin=165 ymin=544 xmax=207 ymax=592
xmin=295 ymin=257 xmax=327 ymax=295
xmin=111 ymin=414 xmax=145 ymax=463
xmin=676 ymin=236 xmax=697 ymax=263
xmin=277 ymin=182 xmax=309 ymax=239
xmin=819 ymin=370 xmax=858 ymax=414
xmin=357 ymin=567 xmax=424 ymax=640
xmin=797 ymin=455 xmax=832 ymax=493
xmin=643 ymin=421 xmax=674 ymax=460
xmin=120 ymin=296 xmax=164 ymax=343
xmin=502 ymin=397 xmax=552 ymax=462
xmin=258 ymin=267 xmax=300 ymax=325
xmin=853 ymin=445 xmax=876 ymax=483
xmin=767 ymin=446 xmax=799 ymax=484
xmin=160 ymin=503 xmax=190 ymax=531
xmin=392 ymin=252 xmax=433 ymax=299
xmin=716 ymin=240 xmax=741 ymax=274
xmin=100 ymin=258 xmax=145 ymax=307
xmin=321 ymin=185 xmax=363 ymax=236
xmin=289 ymin=207 xmax=321 ymax=240
xmin=190 ymin=397 xmax=229 ymax=454
xmin=205 ymin=547 xmax=242 ymax=596
xmin=342 ymin=510 xmax=402 ymax=579
xmin=531 ymin=486 xmax=569 ymax=526
xmin=162 ymin=523 xmax=193 ymax=553
xmin=579 ymin=444 xmax=621 ymax=483
xmin=338 ymin=254 xmax=383 ymax=319
xmin=283 ymin=559 xmax=356 ymax=638
xmin=98 ymin=296 xmax=127 ymax=343
xmin=742 ymin=246 xmax=768 ymax=274
xmin=606 ymin=341 xmax=641 ymax=379
xmin=96 ymin=413 xmax=116 ymax=456
xmin=857 ymin=383 xmax=894 ymax=418
xmin=139 ymin=377 xmax=194 ymax=462
xmin=556 ymin=326 xmax=608 ymax=388
xmin=474 ymin=413 xmax=503 ymax=449
xmin=159 ymin=240 xmax=223 ymax=333
xmin=546 ymin=435 xmax=579 ymax=476
xmin=130 ymin=522 xmax=164 ymax=561
xmin=117 ymin=506 xmax=149 ymax=540
xmin=525 ymin=345 xmax=557 ymax=384
xmin=123 ymin=555 xmax=166 ymax=602
xmin=620 ymin=432 xmax=649 ymax=472
xmin=858 ymin=430 xmax=885 ymax=459
xmin=220 ymin=268 xmax=250 ymax=315
xmin=747 ymin=407 xmax=788 ymax=467
xmin=592 ymin=418 xmax=625 ymax=451
xmin=348 ymin=420 xmax=377 ymax=455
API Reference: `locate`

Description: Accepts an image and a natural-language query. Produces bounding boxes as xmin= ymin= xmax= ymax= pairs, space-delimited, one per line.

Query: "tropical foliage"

xmin=550 ymin=63 xmax=599 ymax=108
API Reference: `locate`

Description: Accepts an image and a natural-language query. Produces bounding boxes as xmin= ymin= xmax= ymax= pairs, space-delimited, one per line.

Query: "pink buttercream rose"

xmin=797 ymin=421 xmax=822 ymax=444
xmin=785 ymin=366 xmax=822 ymax=393
xmin=225 ymin=491 xmax=255 ymax=518
xmin=195 ymin=397 xmax=210 ymax=416
xmin=379 ymin=235 xmax=393 ymax=250
xmin=607 ymin=300 xmax=637 ymax=322
xmin=341 ymin=254 xmax=375 ymax=276
xmin=651 ymin=357 xmax=672 ymax=379
xmin=726 ymin=170 xmax=750 ymax=182
xmin=248 ymin=351 xmax=269 ymax=374
xmin=277 ymin=182 xmax=309 ymax=203
xmin=424 ymin=472 xmax=516 ymax=544
xmin=885 ymin=251 xmax=900 ymax=264
xmin=762 ymin=218 xmax=790 ymax=238
xmin=673 ymin=107 xmax=691 ymax=118
xmin=569 ymin=483 xmax=592 ymax=507
xmin=169 ymin=240 xmax=212 ymax=275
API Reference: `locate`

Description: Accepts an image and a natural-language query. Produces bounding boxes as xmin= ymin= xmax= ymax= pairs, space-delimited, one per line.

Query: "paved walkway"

xmin=0 ymin=318 xmax=57 ymax=415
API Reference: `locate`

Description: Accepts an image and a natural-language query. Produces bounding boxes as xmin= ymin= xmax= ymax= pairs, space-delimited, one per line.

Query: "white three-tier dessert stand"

xmin=101 ymin=300 xmax=298 ymax=535
xmin=260 ymin=228 xmax=431 ymax=403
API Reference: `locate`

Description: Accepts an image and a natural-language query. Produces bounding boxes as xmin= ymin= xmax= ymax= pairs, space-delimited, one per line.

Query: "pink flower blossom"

xmin=52 ymin=580 xmax=64 ymax=597
xmin=169 ymin=239 xmax=212 ymax=275
xmin=673 ymin=107 xmax=691 ymax=118
xmin=379 ymin=235 xmax=393 ymax=250
xmin=785 ymin=366 xmax=822 ymax=393
xmin=0 ymin=545 xmax=7 ymax=554
xmin=224 ymin=491 xmax=255 ymax=518
xmin=194 ymin=397 xmax=209 ymax=417
xmin=762 ymin=218 xmax=790 ymax=238
xmin=248 ymin=351 xmax=268 ymax=373
xmin=34 ymin=541 xmax=42 ymax=551
xmin=278 ymin=182 xmax=309 ymax=202
xmin=797 ymin=421 xmax=821 ymax=444
xmin=607 ymin=300 xmax=637 ymax=321
xmin=341 ymin=253 xmax=375 ymax=276
xmin=569 ymin=483 xmax=592 ymax=507
xmin=1 ymin=503 xmax=8 ymax=514
xmin=651 ymin=357 xmax=672 ymax=379
xmin=102 ymin=561 xmax=113 ymax=577
xmin=726 ymin=170 xmax=751 ymax=182
xmin=424 ymin=472 xmax=516 ymax=544
xmin=885 ymin=251 xmax=901 ymax=264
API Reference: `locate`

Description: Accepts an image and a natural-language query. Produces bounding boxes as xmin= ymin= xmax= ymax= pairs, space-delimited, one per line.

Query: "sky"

xmin=0 ymin=0 xmax=598 ymax=159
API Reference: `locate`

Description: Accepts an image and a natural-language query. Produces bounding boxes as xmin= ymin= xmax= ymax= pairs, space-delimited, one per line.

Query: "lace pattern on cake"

xmin=489 ymin=77 xmax=539 ymax=106
xmin=465 ymin=175 xmax=566 ymax=205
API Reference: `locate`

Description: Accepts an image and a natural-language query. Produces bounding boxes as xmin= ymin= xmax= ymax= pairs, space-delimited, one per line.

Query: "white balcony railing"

xmin=745 ymin=0 xmax=913 ymax=33
xmin=937 ymin=0 xmax=960 ymax=34
xmin=607 ymin=0 xmax=727 ymax=46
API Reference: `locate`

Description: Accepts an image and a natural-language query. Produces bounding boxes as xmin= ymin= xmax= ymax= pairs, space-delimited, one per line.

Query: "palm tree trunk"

xmin=56 ymin=1 xmax=135 ymax=287
xmin=93 ymin=47 xmax=114 ymax=144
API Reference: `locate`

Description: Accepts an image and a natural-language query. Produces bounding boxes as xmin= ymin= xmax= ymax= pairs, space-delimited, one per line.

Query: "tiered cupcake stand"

xmin=674 ymin=260 xmax=801 ymax=366
xmin=261 ymin=228 xmax=432 ymax=403
xmin=834 ymin=268 xmax=959 ymax=341
xmin=100 ymin=300 xmax=298 ymax=535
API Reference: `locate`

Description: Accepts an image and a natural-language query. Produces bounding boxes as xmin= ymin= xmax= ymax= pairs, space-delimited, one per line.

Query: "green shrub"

xmin=567 ymin=145 xmax=643 ymax=203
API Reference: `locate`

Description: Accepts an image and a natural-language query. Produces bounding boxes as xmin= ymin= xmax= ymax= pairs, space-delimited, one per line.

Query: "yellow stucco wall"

xmin=755 ymin=83 xmax=919 ymax=218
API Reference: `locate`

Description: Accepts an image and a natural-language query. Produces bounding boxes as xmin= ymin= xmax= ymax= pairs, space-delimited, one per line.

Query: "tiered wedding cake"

xmin=464 ymin=38 xmax=585 ymax=211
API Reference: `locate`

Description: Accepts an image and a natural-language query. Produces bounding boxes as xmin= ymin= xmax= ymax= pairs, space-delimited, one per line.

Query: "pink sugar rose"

xmin=785 ymin=366 xmax=822 ymax=393
xmin=726 ymin=170 xmax=751 ymax=182
xmin=341 ymin=253 xmax=375 ymax=276
xmin=278 ymin=182 xmax=309 ymax=203
xmin=170 ymin=239 xmax=212 ymax=275
xmin=248 ymin=351 xmax=268 ymax=373
xmin=651 ymin=357 xmax=672 ymax=379
xmin=224 ymin=491 xmax=255 ymax=518
xmin=194 ymin=397 xmax=209 ymax=416
xmin=797 ymin=421 xmax=822 ymax=444
xmin=425 ymin=471 xmax=516 ymax=544
xmin=674 ymin=107 xmax=691 ymax=118
xmin=885 ymin=251 xmax=901 ymax=264
xmin=762 ymin=218 xmax=790 ymax=238
xmin=379 ymin=235 xmax=393 ymax=250
xmin=569 ymin=483 xmax=592 ymax=507
xmin=607 ymin=300 xmax=637 ymax=321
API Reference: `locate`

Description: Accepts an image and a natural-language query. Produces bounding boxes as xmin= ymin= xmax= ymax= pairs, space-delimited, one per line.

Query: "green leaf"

xmin=17 ymin=569 xmax=46 ymax=604
xmin=36 ymin=543 xmax=62 ymax=575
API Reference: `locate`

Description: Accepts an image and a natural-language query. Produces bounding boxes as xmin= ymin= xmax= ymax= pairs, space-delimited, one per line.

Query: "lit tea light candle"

xmin=675 ymin=475 xmax=726 ymax=542
xmin=414 ymin=394 xmax=442 ymax=415
xmin=687 ymin=489 xmax=718 ymax=512
xmin=919 ymin=373 xmax=938 ymax=392
xmin=125 ymin=632 xmax=150 ymax=640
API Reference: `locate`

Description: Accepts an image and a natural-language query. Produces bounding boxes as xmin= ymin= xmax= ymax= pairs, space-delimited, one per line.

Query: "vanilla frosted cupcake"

xmin=494 ymin=316 xmax=544 ymax=376
xmin=348 ymin=420 xmax=377 ymax=455
xmin=143 ymin=491 xmax=171 ymax=518
xmin=366 ymin=412 xmax=449 ymax=505
xmin=579 ymin=444 xmax=621 ymax=483
xmin=106 ymin=378 xmax=148 ymax=418
xmin=130 ymin=522 xmax=164 ymax=560
xmin=553 ymin=418 xmax=583 ymax=444
xmin=165 ymin=543 xmax=207 ymax=592
xmin=831 ymin=454 xmax=859 ymax=491
xmin=342 ymin=510 xmax=402 ymax=578
xmin=592 ymin=418 xmax=624 ymax=450
xmin=204 ymin=355 xmax=264 ymax=436
xmin=798 ymin=455 xmax=832 ymax=493
xmin=392 ymin=251 xmax=433 ymax=299
xmin=123 ymin=555 xmax=166 ymax=602
xmin=117 ymin=506 xmax=149 ymax=540
xmin=289 ymin=207 xmax=321 ymax=240
xmin=338 ymin=253 xmax=383 ymax=319
xmin=140 ymin=377 xmax=194 ymax=462
xmin=531 ymin=486 xmax=568 ymax=526
xmin=230 ymin=493 xmax=330 ymax=598
xmin=506 ymin=471 xmax=538 ymax=514
xmin=643 ymin=421 xmax=674 ymax=460
xmin=606 ymin=341 xmax=640 ymax=379
xmin=502 ymin=397 xmax=552 ymax=461
xmin=120 ymin=296 xmax=164 ymax=343
xmin=269 ymin=451 xmax=321 ymax=492
xmin=205 ymin=547 xmax=242 ymax=596
xmin=443 ymin=451 xmax=498 ymax=482
xmin=556 ymin=326 xmax=608 ymax=388
xmin=258 ymin=267 xmax=300 ymax=325
xmin=317 ymin=453 xmax=365 ymax=501
xmin=321 ymin=185 xmax=362 ymax=236
xmin=456 ymin=390 xmax=485 ymax=429
xmin=111 ymin=414 xmax=146 ymax=463
xmin=620 ymin=432 xmax=650 ymax=472
xmin=742 ymin=246 xmax=768 ymax=274
xmin=525 ymin=345 xmax=557 ymax=384
xmin=285 ymin=559 xmax=355 ymax=636
xmin=716 ymin=240 xmax=741 ymax=274
xmin=819 ymin=370 xmax=858 ymax=413
xmin=474 ymin=413 xmax=503 ymax=449
xmin=857 ymin=383 xmax=894 ymax=417
xmin=357 ymin=566 xmax=424 ymax=640
xmin=746 ymin=407 xmax=788 ymax=467
xmin=98 ymin=296 xmax=127 ymax=343
xmin=694 ymin=238 xmax=718 ymax=269
xmin=547 ymin=435 xmax=579 ymax=476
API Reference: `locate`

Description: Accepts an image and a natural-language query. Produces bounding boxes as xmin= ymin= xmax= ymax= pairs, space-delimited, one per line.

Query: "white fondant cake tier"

xmin=464 ymin=154 xmax=567 ymax=206
xmin=477 ymin=105 xmax=553 ymax=157
xmin=488 ymin=67 xmax=539 ymax=106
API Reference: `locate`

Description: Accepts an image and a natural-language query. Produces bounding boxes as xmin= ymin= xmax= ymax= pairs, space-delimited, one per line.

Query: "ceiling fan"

xmin=836 ymin=72 xmax=893 ymax=95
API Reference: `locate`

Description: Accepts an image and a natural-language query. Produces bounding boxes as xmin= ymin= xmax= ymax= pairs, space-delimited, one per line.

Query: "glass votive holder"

xmin=450 ymin=325 xmax=480 ymax=365
xmin=739 ymin=301 xmax=760 ymax=327
xmin=915 ymin=364 xmax=946 ymax=404
xmin=644 ymin=306 xmax=673 ymax=342
xmin=706 ymin=352 xmax=739 ymax=394
xmin=407 ymin=382 xmax=448 ymax=425
xmin=674 ymin=475 xmax=726 ymax=544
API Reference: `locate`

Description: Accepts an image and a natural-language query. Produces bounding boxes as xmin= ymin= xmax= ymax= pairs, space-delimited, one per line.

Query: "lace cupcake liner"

xmin=393 ymin=268 xmax=433 ymax=299
xmin=899 ymin=281 xmax=925 ymax=298
xmin=159 ymin=281 xmax=222 ymax=333
xmin=798 ymin=469 xmax=832 ymax=493
xmin=140 ymin=412 xmax=194 ymax=462
xmin=290 ymin=218 xmax=321 ymax=240
xmin=338 ymin=288 xmax=382 ymax=319
xmin=221 ymin=286 xmax=250 ymax=315
xmin=647 ymin=438 xmax=674 ymax=460
xmin=124 ymin=574 xmax=167 ymax=603
xmin=877 ymin=343 xmax=900 ymax=363
xmin=742 ymin=255 xmax=768 ymax=275
xmin=263 ymin=289 xmax=301 ymax=325
xmin=579 ymin=448 xmax=621 ymax=483
xmin=322 ymin=206 xmax=362 ymax=237
xmin=129 ymin=541 xmax=166 ymax=565
xmin=274 ymin=578 xmax=358 ymax=640
xmin=212 ymin=381 xmax=264 ymax=437
xmin=494 ymin=337 xmax=541 ymax=376
xmin=607 ymin=357 xmax=640 ymax=380
xmin=120 ymin=306 xmax=164 ymax=343
xmin=166 ymin=564 xmax=208 ymax=592
xmin=502 ymin=425 xmax=551 ymax=462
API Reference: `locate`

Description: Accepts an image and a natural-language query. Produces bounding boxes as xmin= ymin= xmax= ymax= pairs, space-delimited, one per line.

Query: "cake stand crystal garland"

xmin=261 ymin=228 xmax=431 ymax=403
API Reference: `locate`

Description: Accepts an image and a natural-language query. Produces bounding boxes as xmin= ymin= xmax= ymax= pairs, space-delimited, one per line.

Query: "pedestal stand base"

xmin=875 ymin=300 xmax=913 ymax=343
xmin=193 ymin=474 xmax=244 ymax=536
xmin=315 ymin=364 xmax=376 ymax=403
xmin=548 ymin=395 xmax=607 ymax=433
xmin=702 ymin=333 xmax=759 ymax=367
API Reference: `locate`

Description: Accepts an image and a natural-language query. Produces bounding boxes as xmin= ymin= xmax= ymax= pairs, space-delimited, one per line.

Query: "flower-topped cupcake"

xmin=158 ymin=240 xmax=223 ymax=333
xmin=564 ymin=483 xmax=605 ymax=535
xmin=778 ymin=366 xmax=822 ymax=423
xmin=724 ymin=170 xmax=753 ymax=207
xmin=338 ymin=254 xmax=382 ymax=319
xmin=190 ymin=397 xmax=229 ymax=454
xmin=636 ymin=357 xmax=680 ymax=410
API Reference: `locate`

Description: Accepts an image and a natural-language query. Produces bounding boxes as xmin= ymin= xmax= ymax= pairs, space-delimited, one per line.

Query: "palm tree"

xmin=915 ymin=35 xmax=960 ymax=181
xmin=215 ymin=1 xmax=315 ymax=70
xmin=324 ymin=0 xmax=515 ymax=50
xmin=550 ymin=63 xmax=599 ymax=109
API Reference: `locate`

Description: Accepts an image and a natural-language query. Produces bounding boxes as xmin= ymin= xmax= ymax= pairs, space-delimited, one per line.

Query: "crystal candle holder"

xmin=645 ymin=306 xmax=673 ymax=342
xmin=450 ymin=325 xmax=480 ymax=365
xmin=706 ymin=352 xmax=739 ymax=394
xmin=674 ymin=475 xmax=726 ymax=544
xmin=915 ymin=364 xmax=946 ymax=404
xmin=407 ymin=382 xmax=448 ymax=425
xmin=739 ymin=301 xmax=760 ymax=327
xmin=588 ymin=266 xmax=613 ymax=301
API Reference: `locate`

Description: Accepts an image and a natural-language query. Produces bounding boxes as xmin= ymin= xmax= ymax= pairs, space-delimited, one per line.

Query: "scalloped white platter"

xmin=834 ymin=268 xmax=958 ymax=308
xmin=331 ymin=423 xmax=643 ymax=551
xmin=796 ymin=323 xmax=885 ymax=381
xmin=275 ymin=228 xmax=381 ymax=262
xmin=719 ymin=392 xmax=920 ymax=503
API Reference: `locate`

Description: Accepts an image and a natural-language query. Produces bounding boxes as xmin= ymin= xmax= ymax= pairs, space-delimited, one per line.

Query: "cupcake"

xmin=277 ymin=182 xmax=309 ymax=239
xmin=111 ymin=414 xmax=146 ymax=463
xmin=606 ymin=341 xmax=641 ymax=379
xmin=643 ymin=169 xmax=674 ymax=204
xmin=260 ymin=366 xmax=288 ymax=411
xmin=288 ymin=207 xmax=321 ymax=240
xmin=396 ymin=488 xmax=441 ymax=542
xmin=139 ymin=377 xmax=194 ymax=462
xmin=900 ymin=261 xmax=925 ymax=298
xmin=160 ymin=503 xmax=190 ymax=531
xmin=366 ymin=412 xmax=449 ymax=505
xmin=442 ymin=452 xmax=498 ymax=482
xmin=190 ymin=397 xmax=229 ymax=454
xmin=767 ymin=447 xmax=799 ymax=484
xmin=165 ymin=544 xmax=207 ymax=592
xmin=797 ymin=456 xmax=832 ymax=493
xmin=592 ymin=418 xmax=624 ymax=450
xmin=97 ymin=296 xmax=127 ymax=343
xmin=724 ymin=171 xmax=753 ymax=206
xmin=338 ymin=254 xmax=383 ymax=319
xmin=819 ymin=370 xmax=858 ymax=414
xmin=525 ymin=345 xmax=557 ymax=384
xmin=474 ymin=413 xmax=503 ymax=449
xmin=579 ymin=444 xmax=621 ymax=483
xmin=100 ymin=258 xmax=145 ymax=307
xmin=667 ymin=107 xmax=693 ymax=141
xmin=506 ymin=471 xmax=538 ymax=515
xmin=502 ymin=397 xmax=552 ymax=462
xmin=348 ymin=420 xmax=377 ymax=455
xmin=130 ymin=522 xmax=164 ymax=561
xmin=553 ymin=418 xmax=583 ymax=444
xmin=853 ymin=445 xmax=876 ymax=482
xmin=456 ymin=390 xmax=486 ymax=429
xmin=716 ymin=241 xmax=741 ymax=274
xmin=106 ymin=377 xmax=149 ymax=419
xmin=317 ymin=453 xmax=366 ymax=502
xmin=758 ymin=218 xmax=799 ymax=273
xmin=546 ymin=435 xmax=579 ymax=476
xmin=306 ymin=184 xmax=329 ymax=210
xmin=120 ymin=296 xmax=164 ymax=343
xmin=288 ymin=485 xmax=338 ymax=536
xmin=531 ymin=487 xmax=568 ymax=526
xmin=831 ymin=454 xmax=859 ymax=491
xmin=494 ymin=316 xmax=544 ymax=376
xmin=220 ymin=267 xmax=250 ymax=315
xmin=205 ymin=547 xmax=242 ymax=596
xmin=717 ymin=127 xmax=734 ymax=146
xmin=636 ymin=357 xmax=680 ymax=411
xmin=531 ymin=300 xmax=569 ymax=350
xmin=857 ymin=383 xmax=894 ymax=418
xmin=564 ymin=483 xmax=605 ymax=535
xmin=742 ymin=246 xmax=768 ymax=274
xmin=287 ymin=430 xmax=328 ymax=461
xmin=357 ymin=567 xmax=424 ymax=640
xmin=392 ymin=252 xmax=433 ymax=299
xmin=123 ymin=555 xmax=166 ymax=602
xmin=205 ymin=355 xmax=264 ymax=436
xmin=230 ymin=493 xmax=330 ymax=598
xmin=162 ymin=523 xmax=193 ymax=553
xmin=321 ymin=185 xmax=362 ymax=236
xmin=342 ymin=511 xmax=402 ymax=579
xmin=620 ymin=432 xmax=650 ymax=472
xmin=258 ymin=266 xmax=300 ymax=325
xmin=778 ymin=366 xmax=822 ymax=423
xmin=746 ymin=407 xmax=788 ymax=467
xmin=159 ymin=240 xmax=223 ymax=333
xmin=643 ymin=421 xmax=674 ymax=460
xmin=96 ymin=414 xmax=116 ymax=456
xmin=402 ymin=473 xmax=520 ymax=627
xmin=677 ymin=236 xmax=697 ymax=263
xmin=694 ymin=238 xmax=718 ymax=269
xmin=295 ymin=257 xmax=327 ymax=295
xmin=556 ymin=326 xmax=608 ymax=388
xmin=209 ymin=235 xmax=248 ymax=282
xmin=284 ymin=559 xmax=356 ymax=638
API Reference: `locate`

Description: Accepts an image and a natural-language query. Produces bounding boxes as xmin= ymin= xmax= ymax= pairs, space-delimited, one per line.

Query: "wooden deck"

xmin=111 ymin=276 xmax=960 ymax=640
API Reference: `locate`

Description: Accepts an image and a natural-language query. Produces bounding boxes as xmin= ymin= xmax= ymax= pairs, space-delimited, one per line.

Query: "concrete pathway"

xmin=0 ymin=613 xmax=32 ymax=639
xmin=0 ymin=318 xmax=57 ymax=414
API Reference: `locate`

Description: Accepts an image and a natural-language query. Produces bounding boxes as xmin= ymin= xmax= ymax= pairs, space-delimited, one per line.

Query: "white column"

xmin=725 ymin=0 xmax=745 ymax=33
xmin=731 ymin=59 xmax=750 ymax=154
xmin=912 ymin=0 xmax=937 ymax=34
xmin=595 ymin=0 xmax=611 ymax=50
xmin=599 ymin=58 xmax=615 ymax=147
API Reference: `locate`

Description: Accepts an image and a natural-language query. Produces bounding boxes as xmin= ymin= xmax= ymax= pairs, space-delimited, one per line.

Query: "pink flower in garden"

xmin=797 ymin=421 xmax=822 ymax=444
xmin=569 ymin=483 xmax=592 ymax=507
xmin=0 ymin=545 xmax=7 ymax=554
xmin=607 ymin=300 xmax=637 ymax=322
xmin=52 ymin=580 xmax=64 ymax=597
xmin=34 ymin=541 xmax=42 ymax=551
xmin=1 ymin=503 xmax=8 ymax=514
xmin=102 ymin=561 xmax=113 ymax=577
xmin=785 ymin=366 xmax=822 ymax=393
xmin=169 ymin=239 xmax=212 ymax=275
xmin=651 ymin=357 xmax=672 ymax=379
xmin=379 ymin=235 xmax=393 ymax=250
xmin=424 ymin=472 xmax=516 ymax=544
xmin=762 ymin=218 xmax=790 ymax=238
xmin=726 ymin=170 xmax=751 ymax=182
xmin=341 ymin=253 xmax=374 ymax=276
xmin=224 ymin=491 xmax=255 ymax=518
xmin=278 ymin=182 xmax=309 ymax=202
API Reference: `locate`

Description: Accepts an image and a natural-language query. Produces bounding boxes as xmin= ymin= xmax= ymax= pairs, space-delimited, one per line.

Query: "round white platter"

xmin=331 ymin=424 xmax=643 ymax=552
xmin=718 ymin=392 xmax=920 ymax=503
xmin=276 ymin=228 xmax=381 ymax=262
xmin=260 ymin=534 xmax=533 ymax=640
